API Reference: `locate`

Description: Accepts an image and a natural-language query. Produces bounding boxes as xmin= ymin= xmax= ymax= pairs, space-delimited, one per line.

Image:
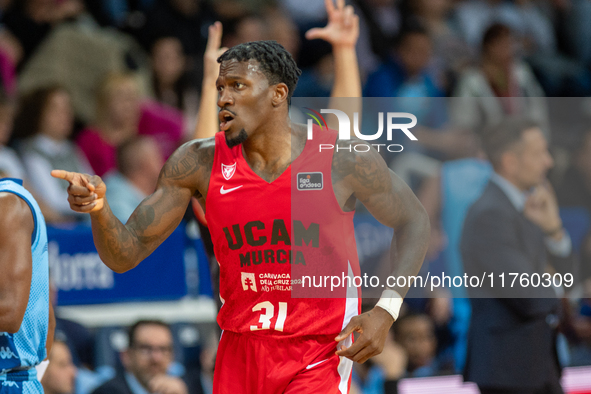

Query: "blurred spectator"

xmin=461 ymin=117 xmax=575 ymax=393
xmin=105 ymin=136 xmax=163 ymax=222
xmin=452 ymin=23 xmax=548 ymax=136
xmin=394 ymin=313 xmax=449 ymax=377
xmin=76 ymin=73 xmax=172 ymax=176
xmin=221 ymin=14 xmax=268 ymax=49
xmin=151 ymin=36 xmax=199 ymax=135
xmin=1 ymin=0 xmax=84 ymax=70
xmin=41 ymin=340 xmax=78 ymax=394
xmin=76 ymin=72 xmax=143 ymax=177
xmin=92 ymin=320 xmax=194 ymax=394
xmin=0 ymin=91 xmax=25 ymax=178
xmin=13 ymin=85 xmax=93 ymax=222
xmin=364 ymin=25 xmax=444 ymax=98
xmin=133 ymin=0 xmax=218 ymax=77
xmin=265 ymin=7 xmax=300 ymax=60
xmin=403 ymin=0 xmax=473 ymax=94
xmin=352 ymin=0 xmax=401 ymax=79
xmin=453 ymin=0 xmax=520 ymax=49
xmin=292 ymin=44 xmax=333 ymax=98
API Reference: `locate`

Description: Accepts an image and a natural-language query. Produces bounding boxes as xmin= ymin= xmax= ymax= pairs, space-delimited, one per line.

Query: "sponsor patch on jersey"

xmin=222 ymin=162 xmax=237 ymax=180
xmin=297 ymin=172 xmax=323 ymax=191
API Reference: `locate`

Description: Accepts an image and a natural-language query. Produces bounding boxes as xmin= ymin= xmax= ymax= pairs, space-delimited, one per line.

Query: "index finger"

xmin=206 ymin=22 xmax=223 ymax=52
xmin=51 ymin=170 xmax=75 ymax=183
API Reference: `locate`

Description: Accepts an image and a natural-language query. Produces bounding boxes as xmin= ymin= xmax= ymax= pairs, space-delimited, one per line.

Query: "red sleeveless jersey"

xmin=205 ymin=127 xmax=361 ymax=338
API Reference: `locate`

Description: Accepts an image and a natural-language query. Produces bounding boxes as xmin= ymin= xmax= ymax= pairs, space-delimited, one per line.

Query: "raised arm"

xmin=306 ymin=0 xmax=361 ymax=99
xmin=51 ymin=140 xmax=214 ymax=273
xmin=306 ymin=0 xmax=361 ymax=138
xmin=332 ymin=141 xmax=430 ymax=363
xmin=193 ymin=22 xmax=227 ymax=140
xmin=0 ymin=192 xmax=34 ymax=333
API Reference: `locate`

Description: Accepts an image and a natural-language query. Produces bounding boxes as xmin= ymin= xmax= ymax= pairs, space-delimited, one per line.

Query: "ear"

xmin=500 ymin=151 xmax=518 ymax=176
xmin=272 ymin=83 xmax=289 ymax=107
xmin=120 ymin=350 xmax=130 ymax=369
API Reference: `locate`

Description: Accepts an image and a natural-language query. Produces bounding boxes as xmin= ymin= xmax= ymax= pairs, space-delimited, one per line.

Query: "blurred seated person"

xmin=14 ymin=85 xmax=93 ymax=223
xmin=151 ymin=36 xmax=199 ymax=137
xmin=105 ymin=136 xmax=164 ymax=222
xmin=41 ymin=339 xmax=78 ymax=394
xmin=0 ymin=91 xmax=25 ymax=179
xmin=394 ymin=313 xmax=450 ymax=378
xmin=1 ymin=0 xmax=84 ymax=70
xmin=364 ymin=24 xmax=444 ymax=99
xmin=92 ymin=320 xmax=195 ymax=394
xmin=77 ymin=72 xmax=180 ymax=177
xmin=451 ymin=23 xmax=549 ymax=136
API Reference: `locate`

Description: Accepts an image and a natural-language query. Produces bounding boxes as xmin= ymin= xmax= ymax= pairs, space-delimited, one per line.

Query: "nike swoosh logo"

xmin=220 ymin=185 xmax=243 ymax=195
xmin=306 ymin=359 xmax=329 ymax=370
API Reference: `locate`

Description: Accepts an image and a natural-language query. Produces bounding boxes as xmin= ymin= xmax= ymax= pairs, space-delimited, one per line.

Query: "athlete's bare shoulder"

xmin=159 ymin=136 xmax=216 ymax=197
xmin=331 ymin=137 xmax=390 ymax=209
xmin=332 ymin=138 xmax=389 ymax=190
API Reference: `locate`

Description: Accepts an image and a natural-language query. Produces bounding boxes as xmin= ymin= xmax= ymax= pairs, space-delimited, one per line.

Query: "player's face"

xmin=216 ymin=59 xmax=275 ymax=147
xmin=124 ymin=325 xmax=174 ymax=387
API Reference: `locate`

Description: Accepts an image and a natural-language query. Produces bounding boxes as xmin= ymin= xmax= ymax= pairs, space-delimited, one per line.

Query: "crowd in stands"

xmin=1 ymin=0 xmax=591 ymax=393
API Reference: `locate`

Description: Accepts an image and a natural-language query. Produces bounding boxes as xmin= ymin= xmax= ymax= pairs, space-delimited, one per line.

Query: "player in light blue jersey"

xmin=0 ymin=178 xmax=55 ymax=394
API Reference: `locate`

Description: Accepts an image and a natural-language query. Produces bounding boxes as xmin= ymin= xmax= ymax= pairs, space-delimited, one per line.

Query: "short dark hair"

xmin=395 ymin=21 xmax=429 ymax=49
xmin=13 ymin=85 xmax=67 ymax=140
xmin=128 ymin=320 xmax=171 ymax=348
xmin=481 ymin=117 xmax=540 ymax=169
xmin=217 ymin=40 xmax=302 ymax=99
xmin=482 ymin=23 xmax=512 ymax=50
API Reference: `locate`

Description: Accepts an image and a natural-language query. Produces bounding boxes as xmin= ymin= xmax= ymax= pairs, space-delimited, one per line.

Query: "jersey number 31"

xmin=250 ymin=301 xmax=287 ymax=332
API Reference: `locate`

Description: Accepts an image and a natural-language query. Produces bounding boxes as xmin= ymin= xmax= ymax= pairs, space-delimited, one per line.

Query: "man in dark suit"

xmin=461 ymin=117 xmax=576 ymax=394
xmin=92 ymin=320 xmax=195 ymax=394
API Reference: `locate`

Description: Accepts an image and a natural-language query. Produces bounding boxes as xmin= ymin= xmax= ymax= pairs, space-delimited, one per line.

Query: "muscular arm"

xmin=0 ymin=193 xmax=34 ymax=333
xmin=333 ymin=141 xmax=430 ymax=363
xmin=53 ymin=140 xmax=215 ymax=274
xmin=334 ymin=141 xmax=430 ymax=296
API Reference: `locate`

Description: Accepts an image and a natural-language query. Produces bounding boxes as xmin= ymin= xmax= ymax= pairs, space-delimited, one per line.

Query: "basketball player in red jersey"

xmin=51 ymin=1 xmax=430 ymax=392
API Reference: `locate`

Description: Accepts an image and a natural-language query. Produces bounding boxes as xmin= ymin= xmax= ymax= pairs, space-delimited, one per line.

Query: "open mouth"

xmin=219 ymin=111 xmax=235 ymax=131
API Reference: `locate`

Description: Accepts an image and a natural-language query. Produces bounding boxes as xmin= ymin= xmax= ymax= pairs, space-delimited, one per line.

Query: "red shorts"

xmin=213 ymin=331 xmax=353 ymax=394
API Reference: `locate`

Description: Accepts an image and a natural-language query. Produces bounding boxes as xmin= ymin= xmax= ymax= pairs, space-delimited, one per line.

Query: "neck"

xmin=496 ymin=171 xmax=527 ymax=192
xmin=242 ymin=116 xmax=293 ymax=168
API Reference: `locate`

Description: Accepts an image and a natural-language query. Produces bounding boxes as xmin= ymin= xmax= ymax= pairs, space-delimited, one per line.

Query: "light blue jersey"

xmin=0 ymin=178 xmax=49 ymax=393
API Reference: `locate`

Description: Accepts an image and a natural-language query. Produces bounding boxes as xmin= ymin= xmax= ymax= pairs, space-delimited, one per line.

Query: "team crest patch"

xmin=222 ymin=162 xmax=237 ymax=180
xmin=297 ymin=172 xmax=323 ymax=191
